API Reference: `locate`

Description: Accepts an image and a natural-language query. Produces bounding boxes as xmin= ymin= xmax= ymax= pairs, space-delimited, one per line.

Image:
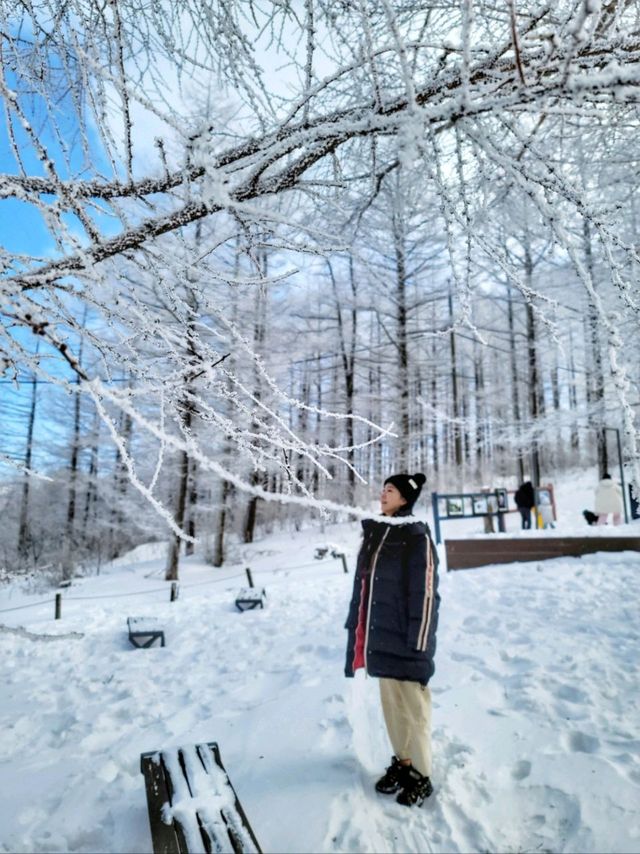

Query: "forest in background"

xmin=1 ymin=1 xmax=639 ymax=579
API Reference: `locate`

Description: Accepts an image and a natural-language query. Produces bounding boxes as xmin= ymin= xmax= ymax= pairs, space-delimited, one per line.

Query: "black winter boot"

xmin=375 ymin=756 xmax=410 ymax=794
xmin=396 ymin=766 xmax=433 ymax=807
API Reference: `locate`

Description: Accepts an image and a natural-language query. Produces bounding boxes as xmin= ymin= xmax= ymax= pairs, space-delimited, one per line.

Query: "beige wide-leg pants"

xmin=379 ymin=678 xmax=432 ymax=777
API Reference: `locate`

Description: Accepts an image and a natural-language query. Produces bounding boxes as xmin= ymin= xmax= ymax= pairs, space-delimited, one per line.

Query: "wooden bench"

xmin=128 ymin=617 xmax=165 ymax=648
xmin=314 ymin=545 xmax=342 ymax=560
xmin=140 ymin=742 xmax=261 ymax=853
xmin=234 ymin=588 xmax=266 ymax=612
xmin=445 ymin=535 xmax=640 ymax=570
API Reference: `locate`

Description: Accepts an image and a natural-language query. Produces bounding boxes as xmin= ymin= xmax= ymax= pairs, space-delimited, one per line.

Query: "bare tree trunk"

xmin=473 ymin=335 xmax=485 ymax=478
xmin=415 ymin=372 xmax=425 ymax=471
xmin=393 ymin=214 xmax=410 ymax=469
xmin=327 ymin=257 xmax=357 ymax=500
xmin=507 ymin=282 xmax=525 ymax=483
xmin=461 ymin=379 xmax=471 ymax=465
xmin=568 ymin=328 xmax=580 ymax=453
xmin=165 ymin=296 xmax=198 ymax=580
xmin=63 ymin=313 xmax=87 ymax=579
xmin=108 ymin=404 xmax=133 ymax=561
xmin=81 ymin=408 xmax=100 ymax=543
xmin=430 ymin=362 xmax=439 ymax=474
xmin=62 ymin=382 xmax=82 ymax=579
xmin=447 ymin=283 xmax=463 ymax=471
xmin=311 ymin=352 xmax=321 ymax=495
xmin=524 ymin=246 xmax=541 ymax=487
xmin=210 ymin=245 xmax=238 ymax=564
xmin=243 ymin=247 xmax=268 ymax=544
xmin=550 ymin=353 xmax=562 ymax=467
xmin=295 ymin=368 xmax=309 ymax=484
xmin=185 ymin=457 xmax=197 ymax=556
xmin=17 ymin=341 xmax=39 ymax=564
xmin=211 ymin=478 xmax=230 ymax=567
xmin=243 ymin=493 xmax=259 ymax=544
xmin=583 ymin=218 xmax=607 ymax=476
xmin=165 ymin=439 xmax=191 ymax=581
xmin=430 ymin=302 xmax=439 ymax=474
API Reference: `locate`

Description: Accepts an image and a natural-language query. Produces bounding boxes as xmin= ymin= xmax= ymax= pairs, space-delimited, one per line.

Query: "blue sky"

xmin=0 ymin=73 xmax=101 ymax=477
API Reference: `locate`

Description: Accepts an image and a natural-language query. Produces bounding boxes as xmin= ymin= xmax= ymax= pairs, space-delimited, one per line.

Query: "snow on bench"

xmin=140 ymin=742 xmax=261 ymax=854
xmin=313 ymin=545 xmax=348 ymax=572
xmin=313 ymin=543 xmax=342 ymax=560
xmin=234 ymin=588 xmax=266 ymax=612
xmin=127 ymin=616 xmax=165 ymax=648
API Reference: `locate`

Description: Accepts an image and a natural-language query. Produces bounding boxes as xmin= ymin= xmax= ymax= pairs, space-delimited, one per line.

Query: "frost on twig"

xmin=1 ymin=0 xmax=639 ymax=515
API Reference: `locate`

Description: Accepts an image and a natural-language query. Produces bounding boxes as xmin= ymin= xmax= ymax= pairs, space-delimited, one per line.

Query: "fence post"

xmin=339 ymin=552 xmax=348 ymax=574
xmin=170 ymin=582 xmax=179 ymax=602
xmin=245 ymin=567 xmax=254 ymax=588
xmin=431 ymin=492 xmax=442 ymax=544
xmin=55 ymin=593 xmax=61 ymax=620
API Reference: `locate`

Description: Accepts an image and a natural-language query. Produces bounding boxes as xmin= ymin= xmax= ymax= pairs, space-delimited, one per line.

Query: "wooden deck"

xmin=445 ymin=536 xmax=640 ymax=570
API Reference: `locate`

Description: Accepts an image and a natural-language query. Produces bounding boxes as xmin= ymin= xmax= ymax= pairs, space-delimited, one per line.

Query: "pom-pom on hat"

xmin=383 ymin=472 xmax=426 ymax=508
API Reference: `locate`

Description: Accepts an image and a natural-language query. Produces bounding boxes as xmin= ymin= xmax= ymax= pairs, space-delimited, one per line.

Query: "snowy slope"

xmin=1 ymin=512 xmax=639 ymax=853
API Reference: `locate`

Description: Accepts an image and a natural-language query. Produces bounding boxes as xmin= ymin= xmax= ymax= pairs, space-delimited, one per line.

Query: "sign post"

xmin=431 ymin=488 xmax=514 ymax=545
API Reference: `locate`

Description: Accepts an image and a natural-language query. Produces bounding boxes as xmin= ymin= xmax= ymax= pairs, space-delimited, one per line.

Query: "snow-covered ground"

xmin=1 ymin=471 xmax=639 ymax=853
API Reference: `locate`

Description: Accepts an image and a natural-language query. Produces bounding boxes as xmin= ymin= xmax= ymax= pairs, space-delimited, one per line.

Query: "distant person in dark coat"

xmin=514 ymin=481 xmax=535 ymax=529
xmin=344 ymin=472 xmax=439 ymax=808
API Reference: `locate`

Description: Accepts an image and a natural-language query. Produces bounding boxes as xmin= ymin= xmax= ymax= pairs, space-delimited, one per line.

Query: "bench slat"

xmin=128 ymin=617 xmax=160 ymax=630
xmin=140 ymin=753 xmax=184 ymax=854
xmin=198 ymin=745 xmax=261 ymax=853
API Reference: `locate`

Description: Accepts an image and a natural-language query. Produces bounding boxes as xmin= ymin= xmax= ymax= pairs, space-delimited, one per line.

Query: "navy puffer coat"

xmin=344 ymin=508 xmax=440 ymax=686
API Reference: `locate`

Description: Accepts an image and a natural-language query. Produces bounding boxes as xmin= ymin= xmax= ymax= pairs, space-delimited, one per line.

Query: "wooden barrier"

xmin=445 ymin=536 xmax=640 ymax=571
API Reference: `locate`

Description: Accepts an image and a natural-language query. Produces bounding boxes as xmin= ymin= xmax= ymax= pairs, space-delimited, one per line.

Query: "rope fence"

xmin=0 ymin=552 xmax=348 ymax=618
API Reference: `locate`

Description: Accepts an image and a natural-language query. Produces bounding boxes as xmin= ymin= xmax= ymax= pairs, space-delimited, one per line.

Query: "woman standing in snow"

xmin=344 ymin=473 xmax=440 ymax=807
xmin=594 ymin=473 xmax=624 ymax=525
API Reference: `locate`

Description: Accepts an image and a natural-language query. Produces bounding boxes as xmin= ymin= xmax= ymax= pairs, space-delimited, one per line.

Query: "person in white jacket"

xmin=594 ymin=474 xmax=624 ymax=525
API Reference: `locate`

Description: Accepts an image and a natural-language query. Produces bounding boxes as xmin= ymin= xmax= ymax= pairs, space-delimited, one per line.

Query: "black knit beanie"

xmin=383 ymin=472 xmax=426 ymax=509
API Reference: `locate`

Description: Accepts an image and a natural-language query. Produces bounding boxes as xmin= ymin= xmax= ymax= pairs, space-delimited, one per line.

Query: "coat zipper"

xmin=364 ymin=527 xmax=389 ymax=675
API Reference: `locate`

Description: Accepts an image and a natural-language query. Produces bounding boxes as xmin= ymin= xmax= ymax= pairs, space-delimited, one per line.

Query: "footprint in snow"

xmin=518 ymin=784 xmax=584 ymax=852
xmin=294 ymin=642 xmax=337 ymax=662
xmin=450 ymin=650 xmax=482 ymax=664
xmin=511 ymin=759 xmax=532 ymax=780
xmin=509 ymin=633 xmax=533 ymax=646
xmin=430 ymin=683 xmax=451 ymax=695
xmin=565 ymin=730 xmax=600 ymax=753
xmin=499 ymin=650 xmax=534 ymax=672
xmin=440 ymin=737 xmax=474 ymax=767
xmin=626 ymin=767 xmax=640 ymax=786
xmin=551 ymin=683 xmax=588 ymax=704
xmin=318 ymin=712 xmax=351 ymax=753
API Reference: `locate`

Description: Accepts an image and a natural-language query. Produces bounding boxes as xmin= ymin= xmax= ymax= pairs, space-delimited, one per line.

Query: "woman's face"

xmin=380 ymin=483 xmax=407 ymax=516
